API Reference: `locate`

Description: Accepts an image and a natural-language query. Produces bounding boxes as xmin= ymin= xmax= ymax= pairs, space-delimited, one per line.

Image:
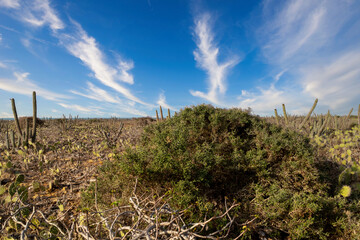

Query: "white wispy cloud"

xmin=109 ymin=106 xmax=148 ymax=117
xmin=0 ymin=0 xmax=63 ymax=30
xmin=238 ymin=84 xmax=299 ymax=116
xmin=237 ymin=73 xmax=318 ymax=116
xmin=241 ymin=0 xmax=360 ymax=114
xmin=0 ymin=71 xmax=69 ymax=100
xmin=156 ymin=92 xmax=177 ymax=111
xmin=70 ymin=82 xmax=152 ymax=116
xmin=70 ymin=82 xmax=122 ymax=104
xmin=274 ymin=69 xmax=287 ymax=83
xmin=0 ymin=24 xmax=20 ymax=33
xmin=0 ymin=61 xmax=6 ymax=68
xmin=257 ymin=0 xmax=360 ymax=67
xmin=190 ymin=13 xmax=239 ymax=105
xmin=259 ymin=0 xmax=328 ymax=65
xmin=19 ymin=0 xmax=64 ymax=31
xmin=58 ymin=103 xmax=97 ymax=113
xmin=0 ymin=112 xmax=13 ymax=118
xmin=0 ymin=24 xmax=52 ymax=46
xmin=115 ymin=54 xmax=135 ymax=85
xmin=21 ymin=38 xmax=30 ymax=48
xmin=0 ymin=0 xmax=20 ymax=8
xmin=301 ymin=50 xmax=360 ymax=109
xmin=59 ymin=20 xmax=148 ymax=106
xmin=0 ymin=0 xmax=151 ymax=114
xmin=0 ymin=33 xmax=2 ymax=43
xmin=58 ymin=101 xmax=148 ymax=117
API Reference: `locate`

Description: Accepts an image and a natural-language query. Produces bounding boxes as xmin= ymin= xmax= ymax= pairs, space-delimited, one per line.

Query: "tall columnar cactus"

xmin=159 ymin=106 xmax=164 ymax=121
xmin=282 ymin=104 xmax=289 ymax=125
xmin=358 ymin=104 xmax=360 ymax=126
xmin=274 ymin=109 xmax=280 ymax=125
xmin=31 ymin=91 xmax=37 ymax=143
xmin=346 ymin=108 xmax=353 ymax=121
xmin=317 ymin=110 xmax=330 ymax=135
xmin=10 ymin=91 xmax=38 ymax=148
xmin=25 ymin=118 xmax=30 ymax=145
xmin=11 ymin=98 xmax=23 ymax=143
xmin=156 ymin=110 xmax=159 ymax=122
xmin=340 ymin=107 xmax=354 ymax=130
xmin=299 ymin=98 xmax=318 ymax=130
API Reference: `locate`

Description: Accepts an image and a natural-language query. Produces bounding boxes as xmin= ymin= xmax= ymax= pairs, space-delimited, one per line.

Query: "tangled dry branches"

xmin=1 ymin=180 xmax=247 ymax=239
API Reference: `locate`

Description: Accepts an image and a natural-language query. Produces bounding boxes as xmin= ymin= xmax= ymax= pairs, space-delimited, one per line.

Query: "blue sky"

xmin=0 ymin=0 xmax=359 ymax=118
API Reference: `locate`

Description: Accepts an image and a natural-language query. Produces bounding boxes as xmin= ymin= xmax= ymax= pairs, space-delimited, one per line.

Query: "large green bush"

xmin=83 ymin=105 xmax=359 ymax=239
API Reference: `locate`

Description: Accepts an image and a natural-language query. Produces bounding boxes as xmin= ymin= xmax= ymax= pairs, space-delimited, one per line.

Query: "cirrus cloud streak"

xmin=190 ymin=13 xmax=240 ymax=105
xmin=0 ymin=71 xmax=69 ymax=101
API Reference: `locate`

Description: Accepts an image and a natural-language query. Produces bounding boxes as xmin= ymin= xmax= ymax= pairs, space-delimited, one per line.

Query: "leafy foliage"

xmin=89 ymin=104 xmax=359 ymax=239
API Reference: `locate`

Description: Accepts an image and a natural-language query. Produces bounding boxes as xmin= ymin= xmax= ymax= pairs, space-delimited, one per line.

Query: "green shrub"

xmin=83 ymin=104 xmax=359 ymax=239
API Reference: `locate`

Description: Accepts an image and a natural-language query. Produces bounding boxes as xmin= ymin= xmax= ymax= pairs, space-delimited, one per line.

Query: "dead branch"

xmin=1 ymin=184 xmax=244 ymax=240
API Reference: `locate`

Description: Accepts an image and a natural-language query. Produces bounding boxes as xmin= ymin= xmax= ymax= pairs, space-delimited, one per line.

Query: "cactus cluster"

xmin=309 ymin=110 xmax=331 ymax=137
xmin=5 ymin=91 xmax=38 ymax=149
xmin=155 ymin=105 xmax=174 ymax=121
xmin=273 ymin=99 xmax=359 ymax=138
xmin=59 ymin=114 xmax=79 ymax=131
xmin=299 ymin=98 xmax=318 ymax=130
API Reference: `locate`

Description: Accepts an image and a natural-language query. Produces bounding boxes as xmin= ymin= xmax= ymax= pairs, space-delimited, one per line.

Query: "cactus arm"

xmin=346 ymin=108 xmax=353 ymax=120
xmin=32 ymin=91 xmax=37 ymax=142
xmin=156 ymin=110 xmax=159 ymax=122
xmin=317 ymin=110 xmax=330 ymax=135
xmin=25 ymin=117 xmax=30 ymax=146
xmin=282 ymin=104 xmax=289 ymax=125
xmin=11 ymin=98 xmax=23 ymax=142
xmin=299 ymin=98 xmax=318 ymax=130
xmin=160 ymin=106 xmax=164 ymax=121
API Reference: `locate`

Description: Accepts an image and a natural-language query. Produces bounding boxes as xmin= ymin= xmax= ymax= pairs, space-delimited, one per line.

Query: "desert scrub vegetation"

xmin=0 ymin=115 xmax=147 ymax=239
xmin=83 ymin=104 xmax=360 ymax=239
xmin=1 ymin=98 xmax=360 ymax=239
